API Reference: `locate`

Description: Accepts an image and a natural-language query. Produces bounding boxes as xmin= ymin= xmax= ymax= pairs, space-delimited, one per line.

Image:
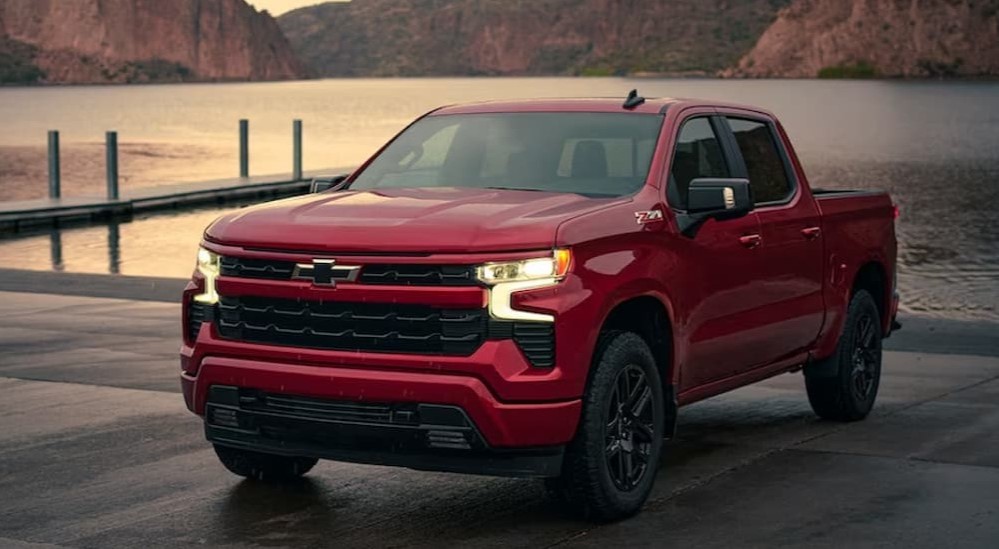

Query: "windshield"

xmin=349 ymin=113 xmax=663 ymax=198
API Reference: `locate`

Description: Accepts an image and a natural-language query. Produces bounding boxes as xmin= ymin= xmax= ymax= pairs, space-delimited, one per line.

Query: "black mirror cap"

xmin=310 ymin=175 xmax=349 ymax=194
xmin=687 ymin=178 xmax=753 ymax=217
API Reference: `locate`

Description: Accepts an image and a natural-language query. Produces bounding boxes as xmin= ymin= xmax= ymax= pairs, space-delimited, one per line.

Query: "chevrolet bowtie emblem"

xmin=291 ymin=259 xmax=360 ymax=287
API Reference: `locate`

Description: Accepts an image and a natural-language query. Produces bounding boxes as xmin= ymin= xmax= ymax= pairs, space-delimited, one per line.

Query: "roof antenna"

xmin=623 ymin=89 xmax=645 ymax=109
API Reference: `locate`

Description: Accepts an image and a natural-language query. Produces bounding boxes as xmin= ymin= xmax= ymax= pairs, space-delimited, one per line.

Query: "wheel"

xmin=213 ymin=444 xmax=318 ymax=481
xmin=805 ymin=290 xmax=883 ymax=421
xmin=549 ymin=331 xmax=665 ymax=522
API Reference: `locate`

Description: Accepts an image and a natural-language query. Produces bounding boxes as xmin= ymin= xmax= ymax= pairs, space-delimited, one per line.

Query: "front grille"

xmin=216 ymin=296 xmax=486 ymax=355
xmin=219 ymin=255 xmax=478 ymax=286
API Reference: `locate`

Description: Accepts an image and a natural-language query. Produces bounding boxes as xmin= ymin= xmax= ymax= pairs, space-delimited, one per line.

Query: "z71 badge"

xmin=634 ymin=209 xmax=664 ymax=224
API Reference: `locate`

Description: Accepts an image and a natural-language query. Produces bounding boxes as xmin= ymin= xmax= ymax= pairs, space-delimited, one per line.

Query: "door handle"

xmin=739 ymin=234 xmax=762 ymax=248
xmin=801 ymin=227 xmax=821 ymax=240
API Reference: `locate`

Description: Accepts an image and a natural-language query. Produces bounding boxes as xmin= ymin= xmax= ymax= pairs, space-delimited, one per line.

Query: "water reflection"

xmin=108 ymin=221 xmax=121 ymax=275
xmin=2 ymin=204 xmax=238 ymax=279
xmin=49 ymin=231 xmax=63 ymax=272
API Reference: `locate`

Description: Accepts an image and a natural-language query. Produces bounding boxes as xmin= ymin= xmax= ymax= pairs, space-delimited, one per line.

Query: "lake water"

xmin=0 ymin=78 xmax=997 ymax=321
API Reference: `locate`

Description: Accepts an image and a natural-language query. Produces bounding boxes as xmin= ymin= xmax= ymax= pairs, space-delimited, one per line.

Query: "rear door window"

xmin=726 ymin=118 xmax=793 ymax=204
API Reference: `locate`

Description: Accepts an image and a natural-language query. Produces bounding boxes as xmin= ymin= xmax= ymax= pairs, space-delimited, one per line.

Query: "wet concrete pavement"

xmin=1 ymin=289 xmax=998 ymax=548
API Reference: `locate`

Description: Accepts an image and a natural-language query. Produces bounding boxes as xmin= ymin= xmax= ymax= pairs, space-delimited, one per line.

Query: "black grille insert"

xmin=513 ymin=323 xmax=556 ymax=367
xmin=187 ymin=300 xmax=211 ymax=342
xmin=220 ymin=256 xmax=295 ymax=279
xmin=359 ymin=264 xmax=477 ymax=286
xmin=216 ymin=296 xmax=486 ymax=355
xmin=240 ymin=390 xmax=421 ymax=426
xmin=489 ymin=320 xmax=555 ymax=367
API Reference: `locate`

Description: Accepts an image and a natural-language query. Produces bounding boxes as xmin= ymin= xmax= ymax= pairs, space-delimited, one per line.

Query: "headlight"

xmin=477 ymin=249 xmax=571 ymax=322
xmin=476 ymin=249 xmax=571 ymax=285
xmin=193 ymin=246 xmax=220 ymax=304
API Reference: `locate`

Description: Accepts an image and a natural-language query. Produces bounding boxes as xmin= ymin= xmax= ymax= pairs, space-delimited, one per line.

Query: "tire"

xmin=214 ymin=444 xmax=318 ymax=481
xmin=805 ymin=289 xmax=883 ymax=421
xmin=549 ymin=331 xmax=665 ymax=522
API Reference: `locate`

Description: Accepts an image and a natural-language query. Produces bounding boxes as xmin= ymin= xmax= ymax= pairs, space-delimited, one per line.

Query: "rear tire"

xmin=549 ymin=331 xmax=664 ymax=522
xmin=214 ymin=444 xmax=318 ymax=481
xmin=805 ymin=290 xmax=883 ymax=421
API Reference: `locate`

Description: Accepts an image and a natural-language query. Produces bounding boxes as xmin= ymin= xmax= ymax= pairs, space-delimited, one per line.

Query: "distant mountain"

xmin=727 ymin=0 xmax=999 ymax=78
xmin=0 ymin=0 xmax=307 ymax=84
xmin=278 ymin=0 xmax=791 ymax=77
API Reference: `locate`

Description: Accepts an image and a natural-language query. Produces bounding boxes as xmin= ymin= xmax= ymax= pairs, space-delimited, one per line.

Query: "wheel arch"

xmin=852 ymin=260 xmax=889 ymax=328
xmin=595 ymin=292 xmax=678 ymax=437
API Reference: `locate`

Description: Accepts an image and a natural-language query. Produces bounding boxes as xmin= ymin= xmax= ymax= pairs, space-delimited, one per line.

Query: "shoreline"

xmin=3 ymin=74 xmax=999 ymax=90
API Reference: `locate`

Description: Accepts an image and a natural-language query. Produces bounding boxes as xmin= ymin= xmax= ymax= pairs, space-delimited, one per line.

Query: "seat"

xmin=571 ymin=140 xmax=608 ymax=179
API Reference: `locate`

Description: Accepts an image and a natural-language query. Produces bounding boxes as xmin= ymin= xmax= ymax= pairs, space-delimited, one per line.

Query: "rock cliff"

xmin=0 ymin=0 xmax=306 ymax=84
xmin=278 ymin=0 xmax=791 ymax=76
xmin=727 ymin=0 xmax=999 ymax=78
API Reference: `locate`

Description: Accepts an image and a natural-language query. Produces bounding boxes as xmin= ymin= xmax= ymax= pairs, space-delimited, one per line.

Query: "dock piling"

xmin=239 ymin=119 xmax=249 ymax=178
xmin=106 ymin=131 xmax=119 ymax=200
xmin=47 ymin=131 xmax=61 ymax=199
xmin=293 ymin=119 xmax=303 ymax=180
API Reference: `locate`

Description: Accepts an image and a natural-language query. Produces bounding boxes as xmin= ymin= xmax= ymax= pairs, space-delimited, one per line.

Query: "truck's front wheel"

xmin=550 ymin=331 xmax=665 ymax=522
xmin=214 ymin=444 xmax=318 ymax=481
xmin=805 ymin=289 xmax=883 ymax=421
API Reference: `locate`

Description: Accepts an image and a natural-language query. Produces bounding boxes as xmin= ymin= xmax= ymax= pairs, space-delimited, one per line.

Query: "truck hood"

xmin=205 ymin=187 xmax=623 ymax=253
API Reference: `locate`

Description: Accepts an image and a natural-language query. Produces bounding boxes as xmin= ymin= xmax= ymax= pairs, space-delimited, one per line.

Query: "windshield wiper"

xmin=483 ymin=186 xmax=551 ymax=193
xmin=484 ymin=186 xmax=603 ymax=198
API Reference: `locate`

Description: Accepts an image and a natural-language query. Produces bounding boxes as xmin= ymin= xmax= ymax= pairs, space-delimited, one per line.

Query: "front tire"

xmin=214 ymin=444 xmax=318 ymax=481
xmin=550 ymin=331 xmax=664 ymax=521
xmin=805 ymin=290 xmax=883 ymax=421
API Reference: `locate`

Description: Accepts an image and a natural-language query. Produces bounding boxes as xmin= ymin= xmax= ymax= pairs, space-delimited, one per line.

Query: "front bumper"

xmin=203 ymin=385 xmax=564 ymax=477
xmin=182 ymin=352 xmax=581 ymax=450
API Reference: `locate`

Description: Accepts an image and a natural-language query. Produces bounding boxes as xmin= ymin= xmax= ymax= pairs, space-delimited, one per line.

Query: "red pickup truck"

xmin=181 ymin=92 xmax=898 ymax=521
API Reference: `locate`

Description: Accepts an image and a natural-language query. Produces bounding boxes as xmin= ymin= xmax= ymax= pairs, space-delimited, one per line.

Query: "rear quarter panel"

xmin=813 ymin=192 xmax=897 ymax=358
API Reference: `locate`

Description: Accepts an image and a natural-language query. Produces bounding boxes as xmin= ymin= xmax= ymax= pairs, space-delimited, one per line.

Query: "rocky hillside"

xmin=728 ymin=0 xmax=999 ymax=78
xmin=0 ymin=0 xmax=306 ymax=84
xmin=278 ymin=0 xmax=791 ymax=77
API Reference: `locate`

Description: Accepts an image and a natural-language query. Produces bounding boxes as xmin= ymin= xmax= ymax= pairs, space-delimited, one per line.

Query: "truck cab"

xmin=181 ymin=93 xmax=898 ymax=521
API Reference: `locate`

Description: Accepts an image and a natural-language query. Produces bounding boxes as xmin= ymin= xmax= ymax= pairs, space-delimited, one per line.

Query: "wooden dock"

xmin=0 ymin=168 xmax=349 ymax=233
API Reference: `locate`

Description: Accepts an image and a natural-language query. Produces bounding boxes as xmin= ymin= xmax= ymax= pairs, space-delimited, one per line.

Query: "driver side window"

xmin=667 ymin=117 xmax=729 ymax=210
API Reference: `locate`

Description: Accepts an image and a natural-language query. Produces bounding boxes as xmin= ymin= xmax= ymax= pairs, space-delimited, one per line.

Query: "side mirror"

xmin=677 ymin=178 xmax=753 ymax=236
xmin=310 ymin=174 xmax=349 ymax=193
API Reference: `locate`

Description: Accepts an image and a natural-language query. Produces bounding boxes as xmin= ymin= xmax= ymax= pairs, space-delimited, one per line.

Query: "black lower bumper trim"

xmin=204 ymin=386 xmax=564 ymax=478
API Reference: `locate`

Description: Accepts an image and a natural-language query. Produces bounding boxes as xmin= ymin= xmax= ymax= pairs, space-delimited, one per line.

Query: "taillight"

xmin=893 ymin=205 xmax=900 ymax=219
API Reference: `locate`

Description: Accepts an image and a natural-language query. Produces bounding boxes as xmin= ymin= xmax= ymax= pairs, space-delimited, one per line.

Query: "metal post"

xmin=293 ymin=119 xmax=303 ymax=180
xmin=106 ymin=131 xmax=119 ymax=200
xmin=239 ymin=119 xmax=249 ymax=178
xmin=47 ymin=130 xmax=61 ymax=199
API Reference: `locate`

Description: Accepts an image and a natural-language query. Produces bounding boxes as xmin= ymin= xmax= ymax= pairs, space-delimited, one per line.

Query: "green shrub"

xmin=0 ymin=38 xmax=45 ymax=84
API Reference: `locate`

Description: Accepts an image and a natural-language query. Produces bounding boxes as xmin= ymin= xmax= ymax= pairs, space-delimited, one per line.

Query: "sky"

xmin=249 ymin=0 xmax=347 ymax=16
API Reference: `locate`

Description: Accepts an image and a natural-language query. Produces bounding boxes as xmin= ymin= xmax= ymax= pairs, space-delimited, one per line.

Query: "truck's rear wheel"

xmin=549 ymin=331 xmax=664 ymax=521
xmin=805 ymin=290 xmax=883 ymax=421
xmin=214 ymin=444 xmax=318 ymax=481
